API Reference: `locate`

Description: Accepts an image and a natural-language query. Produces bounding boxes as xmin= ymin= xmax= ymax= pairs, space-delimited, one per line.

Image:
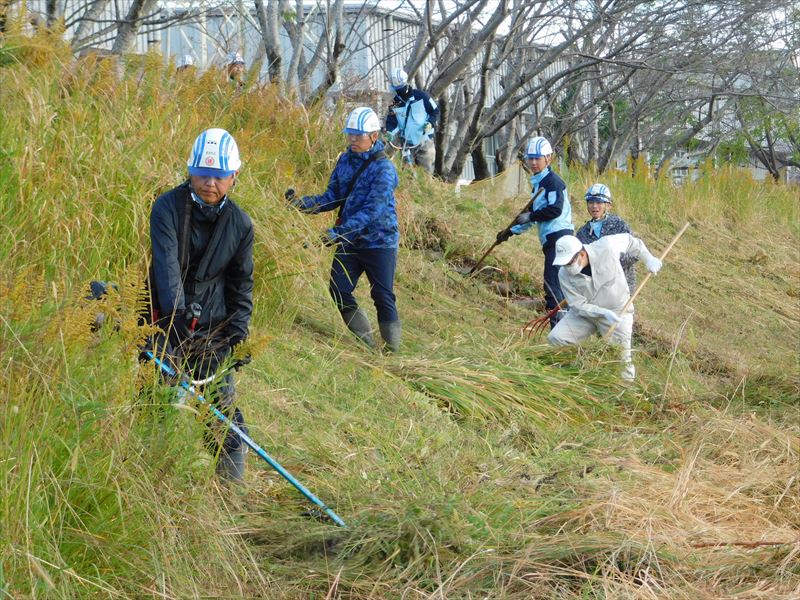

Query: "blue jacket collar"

xmin=349 ymin=138 xmax=386 ymax=160
xmin=530 ymin=166 xmax=550 ymax=186
xmin=190 ymin=191 xmax=227 ymax=221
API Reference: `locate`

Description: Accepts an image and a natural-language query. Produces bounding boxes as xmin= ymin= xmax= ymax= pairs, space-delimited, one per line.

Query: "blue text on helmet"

xmin=227 ymin=52 xmax=245 ymax=66
xmin=187 ymin=128 xmax=242 ymax=177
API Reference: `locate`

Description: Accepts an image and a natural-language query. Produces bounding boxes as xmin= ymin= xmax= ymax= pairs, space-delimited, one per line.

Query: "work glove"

xmin=284 ymin=188 xmax=296 ymax=201
xmin=496 ymin=229 xmax=512 ymax=243
xmin=384 ymin=129 xmax=395 ymax=142
xmin=644 ymin=254 xmax=662 ymax=274
xmin=514 ymin=212 xmax=531 ymax=225
xmin=423 ymin=122 xmax=434 ymax=137
xmin=597 ymin=308 xmax=622 ymax=326
xmin=159 ymin=314 xmax=193 ymax=351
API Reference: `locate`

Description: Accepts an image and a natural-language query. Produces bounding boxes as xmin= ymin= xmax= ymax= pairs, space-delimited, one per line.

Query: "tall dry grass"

xmin=1 ymin=29 xmax=797 ymax=599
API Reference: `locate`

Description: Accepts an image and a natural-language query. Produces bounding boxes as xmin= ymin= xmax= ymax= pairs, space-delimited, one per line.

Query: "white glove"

xmin=644 ymin=255 xmax=663 ymax=274
xmin=598 ymin=308 xmax=621 ymax=325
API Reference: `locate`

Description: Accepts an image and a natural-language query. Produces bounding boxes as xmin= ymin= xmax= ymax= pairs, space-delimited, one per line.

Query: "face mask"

xmin=565 ymin=260 xmax=584 ymax=275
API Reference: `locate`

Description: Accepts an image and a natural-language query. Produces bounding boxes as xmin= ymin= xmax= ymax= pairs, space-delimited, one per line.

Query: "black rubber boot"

xmin=340 ymin=308 xmax=376 ymax=348
xmin=216 ymin=444 xmax=247 ymax=483
xmin=379 ymin=320 xmax=402 ymax=353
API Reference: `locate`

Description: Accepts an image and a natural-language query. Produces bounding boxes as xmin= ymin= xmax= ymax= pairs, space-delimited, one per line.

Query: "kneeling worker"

xmin=548 ymin=234 xmax=662 ymax=381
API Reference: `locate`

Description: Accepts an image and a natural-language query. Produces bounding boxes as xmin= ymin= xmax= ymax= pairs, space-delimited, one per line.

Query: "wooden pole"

xmin=604 ymin=221 xmax=691 ymax=339
xmin=467 ymin=188 xmax=545 ymax=276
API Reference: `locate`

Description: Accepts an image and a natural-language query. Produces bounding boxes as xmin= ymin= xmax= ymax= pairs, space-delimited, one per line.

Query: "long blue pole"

xmin=143 ymin=350 xmax=347 ymax=528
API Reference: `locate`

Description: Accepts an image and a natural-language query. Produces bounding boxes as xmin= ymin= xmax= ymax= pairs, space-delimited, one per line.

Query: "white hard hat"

xmin=585 ymin=183 xmax=611 ymax=203
xmin=525 ymin=136 xmax=553 ymax=158
xmin=227 ymin=52 xmax=245 ymax=65
xmin=187 ymin=128 xmax=241 ymax=177
xmin=343 ymin=107 xmax=381 ymax=135
xmin=388 ymin=67 xmax=408 ymax=89
xmin=552 ymin=235 xmax=584 ymax=266
xmin=177 ymin=54 xmax=194 ymax=68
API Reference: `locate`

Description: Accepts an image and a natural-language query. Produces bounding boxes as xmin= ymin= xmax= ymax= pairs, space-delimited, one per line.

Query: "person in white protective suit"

xmin=547 ymin=234 xmax=663 ymax=381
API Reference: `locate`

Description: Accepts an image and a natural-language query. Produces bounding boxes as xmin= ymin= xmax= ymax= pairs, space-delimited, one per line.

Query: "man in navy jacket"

xmin=150 ymin=128 xmax=254 ymax=482
xmin=497 ymin=136 xmax=574 ymax=327
xmin=385 ymin=68 xmax=439 ymax=174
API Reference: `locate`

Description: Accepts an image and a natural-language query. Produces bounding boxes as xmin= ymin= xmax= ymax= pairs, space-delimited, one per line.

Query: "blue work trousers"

xmin=542 ymin=229 xmax=573 ymax=326
xmin=329 ymin=247 xmax=399 ymax=323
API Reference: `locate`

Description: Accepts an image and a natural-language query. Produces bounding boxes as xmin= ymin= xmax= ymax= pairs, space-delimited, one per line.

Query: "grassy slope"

xmin=0 ymin=32 xmax=798 ymax=599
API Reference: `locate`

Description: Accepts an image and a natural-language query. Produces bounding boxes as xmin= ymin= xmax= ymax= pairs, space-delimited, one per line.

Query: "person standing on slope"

xmin=149 ymin=128 xmax=254 ymax=482
xmin=384 ymin=67 xmax=439 ymax=174
xmin=548 ymin=234 xmax=662 ymax=381
xmin=575 ymin=183 xmax=638 ymax=295
xmin=286 ymin=107 xmax=402 ymax=353
xmin=496 ymin=136 xmax=574 ymax=327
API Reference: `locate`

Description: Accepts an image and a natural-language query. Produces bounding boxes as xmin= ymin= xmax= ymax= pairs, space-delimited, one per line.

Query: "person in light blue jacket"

xmin=496 ymin=136 xmax=574 ymax=326
xmin=287 ymin=107 xmax=402 ymax=352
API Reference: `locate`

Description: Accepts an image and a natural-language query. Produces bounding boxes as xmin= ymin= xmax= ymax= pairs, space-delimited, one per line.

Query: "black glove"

xmin=284 ymin=188 xmax=296 ymax=201
xmin=496 ymin=229 xmax=512 ymax=243
xmin=157 ymin=313 xmax=193 ymax=350
xmin=319 ymin=231 xmax=337 ymax=247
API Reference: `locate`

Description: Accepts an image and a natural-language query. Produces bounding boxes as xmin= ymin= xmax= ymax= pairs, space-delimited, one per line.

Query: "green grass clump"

xmin=1 ymin=31 xmax=798 ymax=598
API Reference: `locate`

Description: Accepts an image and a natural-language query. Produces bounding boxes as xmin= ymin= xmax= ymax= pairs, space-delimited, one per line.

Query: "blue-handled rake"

xmin=142 ymin=349 xmax=347 ymax=528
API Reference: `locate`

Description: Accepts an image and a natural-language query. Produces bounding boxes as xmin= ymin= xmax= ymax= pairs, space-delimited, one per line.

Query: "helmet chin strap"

xmin=189 ymin=188 xmax=227 ymax=215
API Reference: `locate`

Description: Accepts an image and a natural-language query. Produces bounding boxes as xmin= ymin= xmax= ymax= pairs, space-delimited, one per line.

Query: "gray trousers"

xmin=412 ymin=138 xmax=436 ymax=174
xmin=548 ymin=311 xmax=635 ymax=381
xmin=389 ymin=137 xmax=436 ymax=174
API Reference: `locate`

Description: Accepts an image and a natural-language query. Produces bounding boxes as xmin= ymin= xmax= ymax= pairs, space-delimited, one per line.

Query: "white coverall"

xmin=548 ymin=233 xmax=658 ymax=381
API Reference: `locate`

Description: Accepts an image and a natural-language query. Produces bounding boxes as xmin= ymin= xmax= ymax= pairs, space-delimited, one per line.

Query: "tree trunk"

xmin=111 ymin=0 xmax=158 ymax=54
xmin=434 ymin=95 xmax=448 ymax=177
xmin=471 ymin=146 xmax=491 ymax=181
xmin=73 ymin=0 xmax=112 ymax=49
xmin=284 ymin=0 xmax=306 ymax=97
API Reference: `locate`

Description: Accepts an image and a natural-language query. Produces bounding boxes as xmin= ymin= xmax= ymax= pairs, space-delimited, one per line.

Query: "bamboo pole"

xmin=604 ymin=221 xmax=691 ymax=340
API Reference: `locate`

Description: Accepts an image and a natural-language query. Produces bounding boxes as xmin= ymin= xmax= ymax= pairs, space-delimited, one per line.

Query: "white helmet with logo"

xmin=187 ymin=128 xmax=241 ymax=177
xmin=585 ymin=183 xmax=612 ymax=203
xmin=388 ymin=67 xmax=408 ymax=90
xmin=343 ymin=107 xmax=381 ymax=135
xmin=552 ymin=235 xmax=584 ymax=266
xmin=525 ymin=136 xmax=553 ymax=158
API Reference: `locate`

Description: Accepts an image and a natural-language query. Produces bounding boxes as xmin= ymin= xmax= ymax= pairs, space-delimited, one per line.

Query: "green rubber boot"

xmin=379 ymin=320 xmax=402 ymax=353
xmin=340 ymin=308 xmax=376 ymax=349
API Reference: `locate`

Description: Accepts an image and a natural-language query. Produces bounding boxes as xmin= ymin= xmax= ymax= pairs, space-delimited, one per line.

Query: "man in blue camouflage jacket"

xmin=575 ymin=183 xmax=637 ymax=295
xmin=287 ymin=107 xmax=402 ymax=352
